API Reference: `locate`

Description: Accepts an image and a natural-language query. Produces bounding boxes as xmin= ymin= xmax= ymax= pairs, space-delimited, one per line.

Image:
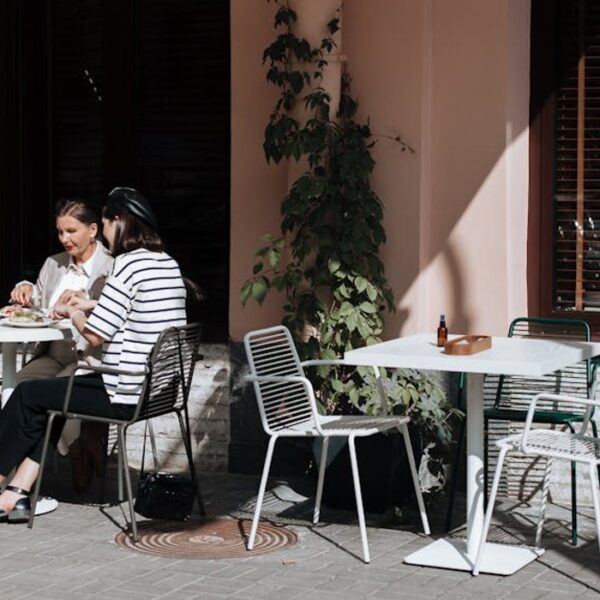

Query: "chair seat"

xmin=499 ymin=430 xmax=600 ymax=464
xmin=285 ymin=414 xmax=409 ymax=436
xmin=484 ymin=407 xmax=584 ymax=425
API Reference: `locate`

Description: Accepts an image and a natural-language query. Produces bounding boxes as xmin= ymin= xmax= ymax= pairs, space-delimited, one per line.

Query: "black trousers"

xmin=0 ymin=374 xmax=135 ymax=476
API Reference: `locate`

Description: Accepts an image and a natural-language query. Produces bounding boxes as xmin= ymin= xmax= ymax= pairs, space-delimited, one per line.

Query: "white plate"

xmin=3 ymin=319 xmax=53 ymax=328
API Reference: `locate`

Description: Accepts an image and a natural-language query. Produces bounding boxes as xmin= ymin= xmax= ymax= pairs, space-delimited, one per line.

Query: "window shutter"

xmin=554 ymin=0 xmax=600 ymax=312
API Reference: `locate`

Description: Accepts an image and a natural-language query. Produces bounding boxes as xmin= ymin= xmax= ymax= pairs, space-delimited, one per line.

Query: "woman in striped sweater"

xmin=0 ymin=187 xmax=186 ymax=522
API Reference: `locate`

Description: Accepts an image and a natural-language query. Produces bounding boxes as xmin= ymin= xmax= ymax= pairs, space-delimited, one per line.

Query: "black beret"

xmin=106 ymin=187 xmax=159 ymax=232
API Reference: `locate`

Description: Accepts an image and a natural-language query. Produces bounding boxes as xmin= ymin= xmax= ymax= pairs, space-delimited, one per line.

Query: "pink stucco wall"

xmin=229 ymin=0 xmax=286 ymax=338
xmin=229 ymin=0 xmax=531 ymax=342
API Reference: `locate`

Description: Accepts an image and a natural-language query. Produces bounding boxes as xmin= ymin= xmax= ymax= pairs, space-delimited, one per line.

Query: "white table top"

xmin=0 ymin=320 xmax=73 ymax=343
xmin=344 ymin=333 xmax=600 ymax=377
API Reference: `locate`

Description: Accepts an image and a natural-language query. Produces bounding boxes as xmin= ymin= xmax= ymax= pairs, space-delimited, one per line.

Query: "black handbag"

xmin=134 ymin=423 xmax=195 ymax=521
xmin=134 ymin=471 xmax=195 ymax=521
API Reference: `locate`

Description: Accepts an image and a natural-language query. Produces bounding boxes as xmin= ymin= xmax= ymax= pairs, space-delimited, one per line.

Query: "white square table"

xmin=344 ymin=333 xmax=600 ymax=575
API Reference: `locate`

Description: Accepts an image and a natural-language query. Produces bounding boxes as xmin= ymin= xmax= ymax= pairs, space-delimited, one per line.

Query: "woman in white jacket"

xmin=9 ymin=198 xmax=113 ymax=382
xmin=5 ymin=199 xmax=113 ymax=497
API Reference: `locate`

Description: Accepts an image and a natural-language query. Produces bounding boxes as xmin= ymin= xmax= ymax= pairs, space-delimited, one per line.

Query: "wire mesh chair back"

xmin=134 ymin=323 xmax=202 ymax=422
xmin=484 ymin=317 xmax=592 ymax=416
xmin=244 ymin=326 xmax=317 ymax=433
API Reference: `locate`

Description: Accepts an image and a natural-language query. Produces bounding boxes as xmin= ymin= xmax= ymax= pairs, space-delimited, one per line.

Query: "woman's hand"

xmin=58 ymin=298 xmax=104 ymax=348
xmin=67 ymin=297 xmax=97 ymax=314
xmin=9 ymin=284 xmax=33 ymax=307
xmin=50 ymin=297 xmax=96 ymax=320
xmin=55 ymin=289 xmax=85 ymax=306
xmin=50 ymin=303 xmax=73 ymax=319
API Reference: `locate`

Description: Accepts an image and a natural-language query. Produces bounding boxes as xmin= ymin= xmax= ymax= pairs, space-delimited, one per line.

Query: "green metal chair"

xmin=446 ymin=317 xmax=598 ymax=545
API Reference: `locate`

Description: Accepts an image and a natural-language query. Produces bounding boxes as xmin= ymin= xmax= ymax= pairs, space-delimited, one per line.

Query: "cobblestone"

xmin=1 ymin=472 xmax=600 ymax=599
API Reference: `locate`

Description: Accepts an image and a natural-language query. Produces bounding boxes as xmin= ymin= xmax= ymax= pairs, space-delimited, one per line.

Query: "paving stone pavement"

xmin=1 ymin=467 xmax=600 ymax=600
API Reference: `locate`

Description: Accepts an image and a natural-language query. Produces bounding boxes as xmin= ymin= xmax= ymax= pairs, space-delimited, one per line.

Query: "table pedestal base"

xmin=1 ymin=342 xmax=16 ymax=408
xmin=403 ymin=538 xmax=544 ymax=575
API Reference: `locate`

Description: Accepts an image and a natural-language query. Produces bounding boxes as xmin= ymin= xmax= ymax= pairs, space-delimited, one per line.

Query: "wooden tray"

xmin=444 ymin=335 xmax=491 ymax=355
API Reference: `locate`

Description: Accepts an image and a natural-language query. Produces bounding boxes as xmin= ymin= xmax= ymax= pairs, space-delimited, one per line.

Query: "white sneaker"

xmin=34 ymin=496 xmax=58 ymax=516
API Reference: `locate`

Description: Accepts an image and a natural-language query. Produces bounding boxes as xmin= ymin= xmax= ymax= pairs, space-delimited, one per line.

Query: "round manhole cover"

xmin=115 ymin=517 xmax=297 ymax=559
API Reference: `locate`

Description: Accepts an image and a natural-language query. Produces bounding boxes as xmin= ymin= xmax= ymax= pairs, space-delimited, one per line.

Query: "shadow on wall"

xmin=393 ymin=239 xmax=472 ymax=337
xmin=341 ymin=0 xmax=533 ymax=338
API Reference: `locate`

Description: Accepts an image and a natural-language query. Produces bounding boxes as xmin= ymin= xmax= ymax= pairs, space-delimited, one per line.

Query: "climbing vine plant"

xmin=241 ymin=1 xmax=459 ymax=491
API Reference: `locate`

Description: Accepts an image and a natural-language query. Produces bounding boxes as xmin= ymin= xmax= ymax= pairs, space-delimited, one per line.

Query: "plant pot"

xmin=315 ymin=431 xmax=423 ymax=514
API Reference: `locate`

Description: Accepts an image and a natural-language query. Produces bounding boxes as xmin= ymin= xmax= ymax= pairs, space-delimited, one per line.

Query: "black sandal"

xmin=4 ymin=485 xmax=30 ymax=524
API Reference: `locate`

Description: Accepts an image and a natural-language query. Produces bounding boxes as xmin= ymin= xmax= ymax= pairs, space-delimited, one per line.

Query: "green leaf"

xmin=253 ymin=262 xmax=263 ymax=275
xmin=272 ymin=275 xmax=285 ymax=291
xmin=337 ymin=284 xmax=351 ymax=299
xmin=347 ymin=311 xmax=358 ymax=332
xmin=359 ymin=301 xmax=377 ymax=314
xmin=251 ymin=278 xmax=269 ymax=304
xmin=267 ymin=249 xmax=280 ymax=269
xmin=240 ymin=282 xmax=252 ymax=306
xmin=366 ymin=283 xmax=378 ymax=301
xmin=327 ymin=18 xmax=340 ymax=35
xmin=317 ymin=364 xmax=332 ymax=378
xmin=357 ymin=320 xmax=370 ymax=339
xmin=331 ymin=378 xmax=344 ymax=393
xmin=288 ymin=71 xmax=304 ymax=95
xmin=355 ymin=276 xmax=368 ymax=292
xmin=338 ymin=302 xmax=354 ymax=317
xmin=274 ymin=6 xmax=296 ymax=27
xmin=328 ymin=257 xmax=341 ymax=273
xmin=321 ymin=348 xmax=337 ymax=360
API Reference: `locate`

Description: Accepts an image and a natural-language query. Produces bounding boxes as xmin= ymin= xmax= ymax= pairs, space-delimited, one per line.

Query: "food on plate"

xmin=0 ymin=305 xmax=20 ymax=316
xmin=7 ymin=308 xmax=45 ymax=323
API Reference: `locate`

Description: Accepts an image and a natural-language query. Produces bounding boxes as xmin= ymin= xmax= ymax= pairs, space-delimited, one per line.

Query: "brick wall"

xmin=124 ymin=343 xmax=230 ymax=473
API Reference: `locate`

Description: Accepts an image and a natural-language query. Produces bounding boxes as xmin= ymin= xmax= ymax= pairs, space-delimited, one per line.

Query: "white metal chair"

xmin=473 ymin=392 xmax=600 ymax=575
xmin=243 ymin=325 xmax=430 ymax=563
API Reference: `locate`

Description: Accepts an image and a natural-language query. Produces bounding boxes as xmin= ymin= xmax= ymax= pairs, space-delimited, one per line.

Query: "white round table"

xmin=0 ymin=320 xmax=73 ymax=407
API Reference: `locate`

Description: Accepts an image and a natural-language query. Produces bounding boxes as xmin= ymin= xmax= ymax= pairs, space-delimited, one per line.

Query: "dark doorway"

xmin=0 ymin=0 xmax=230 ymax=341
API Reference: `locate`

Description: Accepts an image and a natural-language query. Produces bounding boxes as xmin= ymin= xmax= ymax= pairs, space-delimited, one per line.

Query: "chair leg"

xmin=589 ymin=462 xmax=600 ymax=554
xmin=483 ymin=417 xmax=489 ymax=510
xmin=98 ymin=429 xmax=109 ymax=505
xmin=117 ymin=441 xmax=124 ymax=503
xmin=445 ymin=417 xmax=466 ymax=532
xmin=313 ymin=437 xmax=329 ymax=525
xmin=147 ymin=420 xmax=159 ymax=471
xmin=535 ymin=457 xmax=552 ymax=549
xmin=176 ymin=412 xmax=205 ymax=516
xmin=117 ymin=425 xmax=137 ymax=542
xmin=592 ymin=422 xmax=600 ymax=483
xmin=248 ymin=435 xmax=277 ymax=550
xmin=473 ymin=445 xmax=509 ymax=576
xmin=348 ymin=435 xmax=370 ymax=563
xmin=28 ymin=413 xmax=57 ymax=529
xmin=567 ymin=422 xmax=578 ymax=546
xmin=399 ymin=423 xmax=430 ymax=535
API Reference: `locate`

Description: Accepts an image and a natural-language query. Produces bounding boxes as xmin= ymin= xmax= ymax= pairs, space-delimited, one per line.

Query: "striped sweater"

xmin=85 ymin=248 xmax=187 ymax=404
